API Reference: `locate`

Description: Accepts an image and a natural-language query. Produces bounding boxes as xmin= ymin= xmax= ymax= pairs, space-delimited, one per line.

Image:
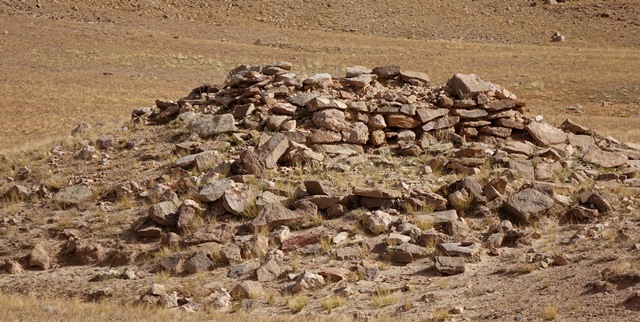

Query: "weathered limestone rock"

xmin=231 ymin=281 xmax=263 ymax=300
xmin=346 ymin=66 xmax=373 ymax=77
xmin=189 ymin=114 xmax=237 ymax=138
xmin=29 ymin=244 xmax=51 ymax=270
xmin=416 ymin=108 xmax=449 ymax=123
xmin=252 ymin=203 xmax=302 ymax=231
xmin=385 ymin=114 xmax=420 ymax=129
xmin=435 ymin=256 xmax=465 ymax=275
xmin=526 ymin=122 xmax=567 ymax=147
xmin=2 ymin=184 xmax=30 ymax=200
xmin=437 ymin=242 xmax=480 ymax=260
xmin=560 ymin=119 xmax=591 ymax=134
xmin=353 ymin=187 xmax=402 ymax=199
xmin=290 ymin=271 xmax=325 ymax=293
xmin=503 ymin=188 xmax=554 ymax=223
xmin=223 ymin=188 xmax=251 ymax=215
xmin=452 ymin=109 xmax=488 ymax=119
xmin=372 ymin=65 xmax=401 ymax=79
xmin=344 ymin=73 xmax=377 ymax=88
xmin=307 ymin=97 xmax=347 ymax=112
xmin=256 ymin=258 xmax=282 ymax=282
xmin=257 ymin=132 xmax=289 ymax=169
xmin=148 ymin=201 xmax=179 ymax=227
xmin=583 ymin=146 xmax=628 ymax=168
xmin=4 ymin=261 xmax=23 ymax=274
xmin=312 ymin=108 xmax=348 ymax=131
xmin=185 ymin=250 xmax=213 ymax=274
xmin=446 ymin=74 xmax=492 ymax=99
xmin=370 ymin=130 xmax=386 ymax=146
xmin=502 ymin=140 xmax=535 ymax=156
xmin=304 ymin=181 xmax=333 ymax=196
xmin=400 ymin=70 xmax=430 ymax=85
xmin=54 ymin=184 xmax=93 ymax=207
xmin=240 ymin=147 xmax=266 ymax=177
xmin=174 ymin=151 xmax=222 ymax=171
xmin=422 ymin=116 xmax=460 ymax=131
xmin=342 ymin=122 xmax=369 ymax=144
xmin=367 ymin=210 xmax=394 ymax=234
xmin=199 ymin=179 xmax=235 ymax=203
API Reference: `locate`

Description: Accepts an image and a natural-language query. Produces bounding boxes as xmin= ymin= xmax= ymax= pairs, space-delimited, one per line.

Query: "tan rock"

xmin=526 ymin=122 xmax=567 ymax=146
xmin=370 ymin=130 xmax=386 ymax=146
xmin=583 ymin=146 xmax=628 ymax=168
xmin=29 ymin=244 xmax=51 ymax=270
xmin=385 ymin=114 xmax=421 ymax=128
xmin=422 ymin=116 xmax=460 ymax=131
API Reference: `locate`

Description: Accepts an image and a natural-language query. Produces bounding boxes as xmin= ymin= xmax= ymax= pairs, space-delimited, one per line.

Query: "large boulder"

xmin=54 ymin=184 xmax=93 ymax=207
xmin=503 ymin=188 xmax=554 ymax=223
xmin=526 ymin=122 xmax=567 ymax=147
xmin=582 ymin=146 xmax=628 ymax=168
xmin=446 ymin=74 xmax=492 ymax=99
xmin=252 ymin=203 xmax=302 ymax=231
xmin=148 ymin=201 xmax=179 ymax=227
xmin=189 ymin=114 xmax=237 ymax=138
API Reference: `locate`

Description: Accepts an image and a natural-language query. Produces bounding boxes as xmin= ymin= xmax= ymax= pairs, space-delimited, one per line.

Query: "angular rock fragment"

xmin=503 ymin=188 xmax=554 ymax=223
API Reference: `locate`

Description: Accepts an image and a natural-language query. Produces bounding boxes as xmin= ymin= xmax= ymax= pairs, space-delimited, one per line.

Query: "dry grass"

xmin=286 ymin=295 xmax=310 ymax=314
xmin=371 ymin=289 xmax=398 ymax=308
xmin=1 ymin=4 xmax=639 ymax=154
xmin=321 ymin=296 xmax=346 ymax=314
xmin=542 ymin=305 xmax=559 ymax=321
xmin=0 ymin=291 xmax=353 ymax=322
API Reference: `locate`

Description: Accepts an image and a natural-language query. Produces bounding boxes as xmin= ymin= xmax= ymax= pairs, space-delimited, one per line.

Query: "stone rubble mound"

xmin=3 ymin=62 xmax=640 ymax=314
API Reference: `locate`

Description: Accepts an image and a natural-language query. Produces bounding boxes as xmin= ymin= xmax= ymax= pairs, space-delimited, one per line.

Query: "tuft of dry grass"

xmin=371 ymin=288 xmax=398 ymax=308
xmin=542 ymin=305 xmax=559 ymax=321
xmin=286 ymin=295 xmax=310 ymax=314
xmin=321 ymin=296 xmax=346 ymax=314
xmin=0 ymin=291 xmax=341 ymax=322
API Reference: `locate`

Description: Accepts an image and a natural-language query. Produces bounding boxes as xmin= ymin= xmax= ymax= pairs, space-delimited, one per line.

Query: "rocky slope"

xmin=1 ymin=62 xmax=640 ymax=321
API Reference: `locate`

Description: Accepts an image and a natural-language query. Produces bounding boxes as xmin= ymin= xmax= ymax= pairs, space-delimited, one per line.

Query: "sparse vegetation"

xmin=1 ymin=2 xmax=640 ymax=321
xmin=287 ymin=295 xmax=309 ymax=314
xmin=321 ymin=296 xmax=345 ymax=313
xmin=542 ymin=305 xmax=559 ymax=321
xmin=431 ymin=308 xmax=449 ymax=322
xmin=371 ymin=288 xmax=398 ymax=308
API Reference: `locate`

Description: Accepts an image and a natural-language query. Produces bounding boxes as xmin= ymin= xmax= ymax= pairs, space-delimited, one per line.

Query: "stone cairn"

xmin=6 ymin=63 xmax=638 ymax=308
xmin=123 ymin=62 xmax=639 ymax=275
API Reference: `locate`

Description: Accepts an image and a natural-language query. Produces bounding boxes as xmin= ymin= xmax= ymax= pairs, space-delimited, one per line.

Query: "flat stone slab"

xmin=583 ymin=146 xmax=628 ymax=168
xmin=353 ymin=187 xmax=402 ymax=199
xmin=435 ymin=256 xmax=465 ymax=275
xmin=526 ymin=122 xmax=567 ymax=147
xmin=503 ymin=188 xmax=554 ymax=223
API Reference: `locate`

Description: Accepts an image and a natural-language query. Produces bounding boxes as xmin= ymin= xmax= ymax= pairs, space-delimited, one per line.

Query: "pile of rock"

xmin=139 ymin=62 xmax=531 ymax=160
xmin=3 ymin=62 xmax=640 ymax=316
